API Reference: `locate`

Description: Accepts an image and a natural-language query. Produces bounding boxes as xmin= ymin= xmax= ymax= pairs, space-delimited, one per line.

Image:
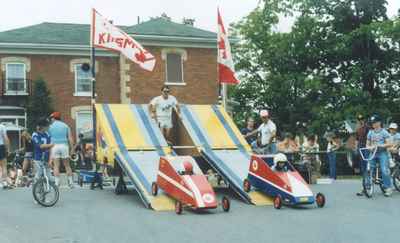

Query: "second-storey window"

xmin=74 ymin=64 xmax=92 ymax=96
xmin=5 ymin=63 xmax=26 ymax=94
xmin=166 ymin=53 xmax=184 ymax=84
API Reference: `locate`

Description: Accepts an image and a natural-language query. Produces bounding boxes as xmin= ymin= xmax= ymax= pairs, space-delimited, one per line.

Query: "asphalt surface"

xmin=0 ymin=180 xmax=399 ymax=243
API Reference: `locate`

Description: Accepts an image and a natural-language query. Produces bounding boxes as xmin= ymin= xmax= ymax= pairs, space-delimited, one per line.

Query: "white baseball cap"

xmin=389 ymin=123 xmax=398 ymax=129
xmin=259 ymin=110 xmax=269 ymax=117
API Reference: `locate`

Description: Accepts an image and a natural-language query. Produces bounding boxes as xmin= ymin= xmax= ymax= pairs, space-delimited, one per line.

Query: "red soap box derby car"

xmin=152 ymin=156 xmax=230 ymax=214
xmin=243 ymin=153 xmax=326 ymax=209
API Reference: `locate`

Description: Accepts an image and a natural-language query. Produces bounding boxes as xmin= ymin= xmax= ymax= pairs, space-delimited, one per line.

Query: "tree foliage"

xmin=26 ymin=79 xmax=54 ymax=132
xmin=231 ymin=0 xmax=400 ymax=134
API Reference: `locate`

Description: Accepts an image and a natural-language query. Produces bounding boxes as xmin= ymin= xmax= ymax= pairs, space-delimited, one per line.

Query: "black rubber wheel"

xmin=151 ymin=182 xmax=158 ymax=196
xmin=175 ymin=201 xmax=183 ymax=215
xmin=32 ymin=178 xmax=59 ymax=207
xmin=78 ymin=176 xmax=83 ymax=187
xmin=379 ymin=182 xmax=386 ymax=194
xmin=221 ymin=196 xmax=230 ymax=212
xmin=315 ymin=193 xmax=325 ymax=208
xmin=243 ymin=179 xmax=251 ymax=192
xmin=363 ymin=171 xmax=374 ymax=198
xmin=273 ymin=195 xmax=282 ymax=209
xmin=393 ymin=169 xmax=400 ymax=192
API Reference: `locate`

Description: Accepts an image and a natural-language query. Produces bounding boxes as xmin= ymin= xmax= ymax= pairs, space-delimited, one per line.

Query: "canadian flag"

xmin=218 ymin=9 xmax=240 ymax=84
xmin=91 ymin=9 xmax=156 ymax=71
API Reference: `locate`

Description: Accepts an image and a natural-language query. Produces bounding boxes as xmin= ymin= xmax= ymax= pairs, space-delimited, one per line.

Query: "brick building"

xmin=0 ymin=18 xmax=219 ymax=149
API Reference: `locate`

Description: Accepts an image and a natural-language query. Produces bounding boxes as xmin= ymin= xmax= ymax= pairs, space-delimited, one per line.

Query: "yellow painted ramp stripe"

xmin=151 ymin=195 xmax=176 ymax=211
xmin=191 ymin=105 xmax=236 ymax=149
xmin=217 ymin=106 xmax=252 ymax=152
xmin=96 ymin=104 xmax=118 ymax=149
xmin=249 ymin=191 xmax=274 ymax=206
xmin=108 ymin=104 xmax=150 ymax=150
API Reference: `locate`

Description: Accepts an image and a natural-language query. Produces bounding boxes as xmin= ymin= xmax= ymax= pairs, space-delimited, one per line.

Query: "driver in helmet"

xmin=181 ymin=161 xmax=194 ymax=175
xmin=273 ymin=153 xmax=288 ymax=172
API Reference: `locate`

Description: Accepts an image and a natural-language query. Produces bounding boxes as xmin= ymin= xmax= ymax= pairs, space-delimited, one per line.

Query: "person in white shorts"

xmin=48 ymin=112 xmax=74 ymax=188
xmin=149 ymin=85 xmax=181 ymax=143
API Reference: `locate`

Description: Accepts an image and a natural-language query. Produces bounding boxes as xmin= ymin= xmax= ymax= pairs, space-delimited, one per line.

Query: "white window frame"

xmin=5 ymin=63 xmax=27 ymax=95
xmin=75 ymin=110 xmax=93 ymax=142
xmin=73 ymin=64 xmax=92 ymax=97
xmin=165 ymin=52 xmax=186 ymax=86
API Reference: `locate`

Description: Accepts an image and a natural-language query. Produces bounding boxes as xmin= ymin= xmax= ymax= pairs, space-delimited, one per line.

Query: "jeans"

xmin=34 ymin=160 xmax=52 ymax=181
xmin=369 ymin=151 xmax=392 ymax=189
xmin=327 ymin=152 xmax=336 ymax=179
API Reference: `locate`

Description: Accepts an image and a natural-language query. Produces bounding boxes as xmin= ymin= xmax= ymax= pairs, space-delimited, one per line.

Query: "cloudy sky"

xmin=0 ymin=0 xmax=399 ymax=33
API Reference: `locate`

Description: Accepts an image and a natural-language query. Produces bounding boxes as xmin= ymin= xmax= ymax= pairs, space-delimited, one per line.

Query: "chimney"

xmin=182 ymin=18 xmax=195 ymax=26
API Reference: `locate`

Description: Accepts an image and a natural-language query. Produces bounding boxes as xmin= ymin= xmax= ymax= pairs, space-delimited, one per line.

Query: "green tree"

xmin=26 ymin=79 xmax=54 ymax=132
xmin=231 ymin=0 xmax=400 ymax=134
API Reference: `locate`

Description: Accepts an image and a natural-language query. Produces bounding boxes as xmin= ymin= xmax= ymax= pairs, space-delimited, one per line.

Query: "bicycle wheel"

xmin=32 ymin=178 xmax=59 ymax=207
xmin=393 ymin=169 xmax=400 ymax=192
xmin=362 ymin=170 xmax=374 ymax=198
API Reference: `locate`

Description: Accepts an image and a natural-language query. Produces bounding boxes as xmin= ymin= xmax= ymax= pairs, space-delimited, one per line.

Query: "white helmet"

xmin=389 ymin=123 xmax=398 ymax=130
xmin=274 ymin=153 xmax=287 ymax=163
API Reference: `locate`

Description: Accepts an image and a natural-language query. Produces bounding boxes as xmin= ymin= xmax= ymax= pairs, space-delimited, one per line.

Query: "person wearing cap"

xmin=388 ymin=122 xmax=400 ymax=165
xmin=365 ymin=115 xmax=393 ymax=197
xmin=149 ymin=85 xmax=181 ymax=144
xmin=48 ymin=112 xmax=74 ymax=188
xmin=355 ymin=114 xmax=370 ymax=195
xmin=245 ymin=110 xmax=277 ymax=154
xmin=0 ymin=122 xmax=10 ymax=188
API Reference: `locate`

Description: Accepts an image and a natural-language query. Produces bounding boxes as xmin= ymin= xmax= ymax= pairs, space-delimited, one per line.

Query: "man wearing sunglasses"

xmin=149 ymin=85 xmax=181 ymax=143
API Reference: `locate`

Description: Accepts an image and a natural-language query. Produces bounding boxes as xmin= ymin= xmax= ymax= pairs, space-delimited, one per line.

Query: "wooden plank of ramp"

xmin=151 ymin=195 xmax=176 ymax=211
xmin=248 ymin=191 xmax=274 ymax=206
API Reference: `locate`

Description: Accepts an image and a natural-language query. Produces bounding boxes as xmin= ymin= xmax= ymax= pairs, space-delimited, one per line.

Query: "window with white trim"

xmin=165 ymin=53 xmax=184 ymax=84
xmin=5 ymin=63 xmax=26 ymax=94
xmin=74 ymin=64 xmax=92 ymax=96
xmin=75 ymin=111 xmax=92 ymax=141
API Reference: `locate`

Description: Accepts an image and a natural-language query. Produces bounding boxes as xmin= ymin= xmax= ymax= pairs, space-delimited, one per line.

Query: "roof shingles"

xmin=0 ymin=18 xmax=216 ymax=45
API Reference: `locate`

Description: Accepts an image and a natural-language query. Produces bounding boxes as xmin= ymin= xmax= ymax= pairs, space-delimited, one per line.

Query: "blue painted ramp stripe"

xmin=133 ymin=105 xmax=165 ymax=156
xmin=211 ymin=105 xmax=250 ymax=158
xmin=181 ymin=105 xmax=250 ymax=202
xmin=102 ymin=104 xmax=152 ymax=193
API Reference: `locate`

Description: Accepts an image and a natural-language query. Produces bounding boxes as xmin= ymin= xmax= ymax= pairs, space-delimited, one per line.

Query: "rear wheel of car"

xmin=151 ymin=182 xmax=158 ymax=196
xmin=315 ymin=193 xmax=326 ymax=208
xmin=273 ymin=195 xmax=282 ymax=209
xmin=243 ymin=179 xmax=251 ymax=192
xmin=175 ymin=201 xmax=183 ymax=215
xmin=221 ymin=196 xmax=230 ymax=212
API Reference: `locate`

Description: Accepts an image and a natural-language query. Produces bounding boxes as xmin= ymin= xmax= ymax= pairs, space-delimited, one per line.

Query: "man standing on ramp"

xmin=149 ymin=85 xmax=181 ymax=144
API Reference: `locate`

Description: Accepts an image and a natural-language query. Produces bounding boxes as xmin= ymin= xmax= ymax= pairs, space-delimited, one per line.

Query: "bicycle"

xmin=359 ymin=147 xmax=386 ymax=198
xmin=32 ymin=160 xmax=59 ymax=207
xmin=391 ymin=152 xmax=400 ymax=192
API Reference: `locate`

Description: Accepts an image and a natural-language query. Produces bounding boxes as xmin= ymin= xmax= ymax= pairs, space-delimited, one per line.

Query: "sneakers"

xmin=384 ymin=188 xmax=393 ymax=197
xmin=356 ymin=189 xmax=365 ymax=196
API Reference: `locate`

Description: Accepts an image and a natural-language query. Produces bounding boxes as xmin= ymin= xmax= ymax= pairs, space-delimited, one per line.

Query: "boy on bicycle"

xmin=365 ymin=115 xmax=393 ymax=197
xmin=32 ymin=119 xmax=54 ymax=182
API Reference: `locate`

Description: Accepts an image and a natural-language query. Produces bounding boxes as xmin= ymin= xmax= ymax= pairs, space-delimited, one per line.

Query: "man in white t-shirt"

xmin=149 ymin=85 xmax=181 ymax=143
xmin=245 ymin=110 xmax=277 ymax=154
xmin=0 ymin=124 xmax=10 ymax=188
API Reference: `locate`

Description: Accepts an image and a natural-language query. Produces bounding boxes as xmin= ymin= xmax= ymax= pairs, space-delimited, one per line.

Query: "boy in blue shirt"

xmin=366 ymin=115 xmax=393 ymax=196
xmin=32 ymin=119 xmax=54 ymax=181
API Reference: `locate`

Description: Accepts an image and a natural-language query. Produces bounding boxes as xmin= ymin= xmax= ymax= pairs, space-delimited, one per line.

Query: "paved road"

xmin=0 ymin=180 xmax=399 ymax=243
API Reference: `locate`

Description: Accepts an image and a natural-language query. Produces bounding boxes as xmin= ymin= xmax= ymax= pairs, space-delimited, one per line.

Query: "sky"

xmin=0 ymin=0 xmax=399 ymax=33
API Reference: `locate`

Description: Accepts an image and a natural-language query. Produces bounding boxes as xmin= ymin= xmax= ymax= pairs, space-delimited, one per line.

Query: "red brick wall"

xmin=129 ymin=47 xmax=219 ymax=104
xmin=0 ymin=54 xmax=120 ymax=140
xmin=0 ymin=46 xmax=218 ymax=138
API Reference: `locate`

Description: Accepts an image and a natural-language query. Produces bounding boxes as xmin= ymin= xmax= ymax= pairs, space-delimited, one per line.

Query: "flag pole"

xmin=90 ymin=9 xmax=97 ymax=164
